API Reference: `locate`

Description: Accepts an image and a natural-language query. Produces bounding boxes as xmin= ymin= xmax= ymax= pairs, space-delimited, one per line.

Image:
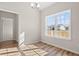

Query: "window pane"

xmin=46 ymin=16 xmax=55 ymax=37
xmin=55 ymin=10 xmax=71 ymax=39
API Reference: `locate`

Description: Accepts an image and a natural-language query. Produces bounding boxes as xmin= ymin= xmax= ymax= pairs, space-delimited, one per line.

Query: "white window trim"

xmin=45 ymin=9 xmax=71 ymax=40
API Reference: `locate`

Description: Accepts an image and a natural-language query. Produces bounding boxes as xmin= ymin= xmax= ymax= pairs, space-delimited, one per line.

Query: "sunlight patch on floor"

xmin=23 ymin=50 xmax=38 ymax=56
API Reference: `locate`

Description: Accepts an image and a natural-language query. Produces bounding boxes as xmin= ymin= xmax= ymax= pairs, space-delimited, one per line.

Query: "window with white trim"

xmin=45 ymin=9 xmax=71 ymax=40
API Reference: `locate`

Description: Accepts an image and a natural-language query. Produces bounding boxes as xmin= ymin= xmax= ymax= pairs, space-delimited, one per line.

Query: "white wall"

xmin=41 ymin=2 xmax=79 ymax=54
xmin=0 ymin=13 xmax=3 ymax=41
xmin=0 ymin=2 xmax=40 ymax=44
xmin=17 ymin=3 xmax=41 ymax=44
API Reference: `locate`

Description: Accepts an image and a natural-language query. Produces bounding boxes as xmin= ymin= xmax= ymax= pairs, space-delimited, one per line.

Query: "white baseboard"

xmin=0 ymin=39 xmax=16 ymax=42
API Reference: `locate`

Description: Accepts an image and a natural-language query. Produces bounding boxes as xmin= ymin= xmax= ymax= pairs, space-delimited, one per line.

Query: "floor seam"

xmin=17 ymin=46 xmax=25 ymax=56
xmin=32 ymin=49 xmax=40 ymax=56
xmin=27 ymin=46 xmax=40 ymax=56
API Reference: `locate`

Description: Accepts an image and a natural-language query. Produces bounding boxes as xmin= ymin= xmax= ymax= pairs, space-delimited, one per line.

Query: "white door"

xmin=2 ymin=17 xmax=13 ymax=41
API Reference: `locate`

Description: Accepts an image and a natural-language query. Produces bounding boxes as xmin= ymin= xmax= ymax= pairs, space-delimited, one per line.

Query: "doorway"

xmin=2 ymin=17 xmax=13 ymax=41
xmin=0 ymin=11 xmax=18 ymax=43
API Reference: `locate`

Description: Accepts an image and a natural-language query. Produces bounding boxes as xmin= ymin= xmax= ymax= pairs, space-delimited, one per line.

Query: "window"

xmin=45 ymin=15 xmax=55 ymax=37
xmin=45 ymin=9 xmax=71 ymax=40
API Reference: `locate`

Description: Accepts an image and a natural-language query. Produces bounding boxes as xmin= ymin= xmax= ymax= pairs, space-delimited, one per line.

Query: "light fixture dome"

xmin=30 ymin=2 xmax=40 ymax=8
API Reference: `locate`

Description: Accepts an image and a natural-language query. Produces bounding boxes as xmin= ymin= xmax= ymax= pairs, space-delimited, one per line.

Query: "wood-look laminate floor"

xmin=0 ymin=40 xmax=21 ymax=56
xmin=0 ymin=40 xmax=79 ymax=56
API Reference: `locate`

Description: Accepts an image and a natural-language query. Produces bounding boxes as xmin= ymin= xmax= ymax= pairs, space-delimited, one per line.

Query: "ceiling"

xmin=37 ymin=2 xmax=55 ymax=10
xmin=0 ymin=2 xmax=56 ymax=11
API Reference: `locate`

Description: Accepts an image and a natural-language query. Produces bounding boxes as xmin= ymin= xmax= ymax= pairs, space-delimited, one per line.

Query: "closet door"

xmin=2 ymin=17 xmax=13 ymax=41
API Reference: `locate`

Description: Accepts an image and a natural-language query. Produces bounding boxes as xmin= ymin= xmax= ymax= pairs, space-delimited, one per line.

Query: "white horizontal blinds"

xmin=45 ymin=9 xmax=71 ymax=40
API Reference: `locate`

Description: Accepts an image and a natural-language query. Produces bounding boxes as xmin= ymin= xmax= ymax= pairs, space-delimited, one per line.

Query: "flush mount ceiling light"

xmin=30 ymin=2 xmax=40 ymax=8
